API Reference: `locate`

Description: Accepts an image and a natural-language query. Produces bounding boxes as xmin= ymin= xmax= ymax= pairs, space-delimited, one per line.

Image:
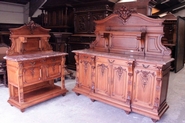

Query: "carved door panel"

xmin=111 ymin=62 xmax=129 ymax=102
xmin=132 ymin=62 xmax=157 ymax=110
xmin=45 ymin=57 xmax=62 ymax=80
xmin=45 ymin=62 xmax=61 ymax=79
xmin=78 ymin=54 xmax=93 ymax=91
xmin=95 ymin=57 xmax=110 ymax=96
xmin=22 ymin=60 xmax=43 ymax=86
xmin=22 ymin=66 xmax=42 ymax=86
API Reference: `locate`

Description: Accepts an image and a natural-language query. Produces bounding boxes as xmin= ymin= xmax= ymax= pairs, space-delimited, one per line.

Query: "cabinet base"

xmin=73 ymin=87 xmax=131 ymax=113
xmin=131 ymin=101 xmax=169 ymax=121
xmin=72 ymin=87 xmax=91 ymax=97
xmin=8 ymin=85 xmax=68 ymax=112
xmin=89 ymin=93 xmax=131 ymax=113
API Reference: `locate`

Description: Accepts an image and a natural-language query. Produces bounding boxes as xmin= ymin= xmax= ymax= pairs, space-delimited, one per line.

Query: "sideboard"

xmin=72 ymin=6 xmax=174 ymax=122
xmin=4 ymin=21 xmax=68 ymax=112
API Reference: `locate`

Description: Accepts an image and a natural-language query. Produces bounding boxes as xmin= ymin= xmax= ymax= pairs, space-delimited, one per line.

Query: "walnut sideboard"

xmin=4 ymin=21 xmax=68 ymax=112
xmin=72 ymin=6 xmax=174 ymax=122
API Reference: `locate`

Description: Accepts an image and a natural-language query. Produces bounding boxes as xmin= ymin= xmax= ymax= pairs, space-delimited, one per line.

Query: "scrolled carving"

xmin=40 ymin=37 xmax=52 ymax=51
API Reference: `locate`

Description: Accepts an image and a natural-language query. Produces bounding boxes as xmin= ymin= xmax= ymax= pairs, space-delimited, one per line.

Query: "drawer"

xmin=79 ymin=54 xmax=93 ymax=61
xmin=135 ymin=62 xmax=157 ymax=70
xmin=46 ymin=56 xmax=61 ymax=63
xmin=96 ymin=56 xmax=130 ymax=66
xmin=22 ymin=60 xmax=42 ymax=67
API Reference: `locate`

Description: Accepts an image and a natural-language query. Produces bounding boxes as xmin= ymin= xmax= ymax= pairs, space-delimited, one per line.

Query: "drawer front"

xmin=22 ymin=60 xmax=42 ymax=68
xmin=45 ymin=56 xmax=62 ymax=79
xmin=135 ymin=61 xmax=158 ymax=70
xmin=45 ymin=62 xmax=61 ymax=79
xmin=79 ymin=54 xmax=93 ymax=62
xmin=96 ymin=56 xmax=129 ymax=66
xmin=46 ymin=56 xmax=61 ymax=63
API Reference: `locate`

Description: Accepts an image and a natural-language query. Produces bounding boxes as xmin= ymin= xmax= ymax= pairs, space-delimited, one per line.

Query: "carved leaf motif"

xmin=115 ymin=66 xmax=124 ymax=81
xmin=30 ymin=68 xmax=35 ymax=77
xmin=83 ymin=61 xmax=89 ymax=74
xmin=98 ymin=64 xmax=108 ymax=76
xmin=140 ymin=71 xmax=150 ymax=91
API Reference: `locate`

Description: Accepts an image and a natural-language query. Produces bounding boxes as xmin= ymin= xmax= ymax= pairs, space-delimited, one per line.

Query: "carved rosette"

xmin=114 ymin=6 xmax=137 ymax=23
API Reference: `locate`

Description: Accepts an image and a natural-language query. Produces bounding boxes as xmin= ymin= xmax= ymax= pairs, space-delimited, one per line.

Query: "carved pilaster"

xmin=74 ymin=53 xmax=79 ymax=87
xmin=91 ymin=56 xmax=96 ymax=93
xmin=127 ymin=61 xmax=133 ymax=104
xmin=61 ymin=56 xmax=66 ymax=90
xmin=153 ymin=66 xmax=163 ymax=110
xmin=18 ymin=62 xmax=24 ymax=103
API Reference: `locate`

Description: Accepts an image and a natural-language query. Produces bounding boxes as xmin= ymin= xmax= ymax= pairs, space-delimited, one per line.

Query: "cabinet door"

xmin=45 ymin=57 xmax=62 ymax=79
xmin=22 ymin=60 xmax=42 ymax=86
xmin=111 ymin=59 xmax=129 ymax=102
xmin=132 ymin=62 xmax=157 ymax=110
xmin=78 ymin=54 xmax=93 ymax=91
xmin=95 ymin=57 xmax=111 ymax=96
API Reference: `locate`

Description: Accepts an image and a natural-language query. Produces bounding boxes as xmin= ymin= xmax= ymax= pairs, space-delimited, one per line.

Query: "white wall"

xmin=0 ymin=2 xmax=27 ymax=24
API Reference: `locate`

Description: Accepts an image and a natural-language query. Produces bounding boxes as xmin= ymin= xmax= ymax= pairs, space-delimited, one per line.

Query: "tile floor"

xmin=0 ymin=68 xmax=185 ymax=123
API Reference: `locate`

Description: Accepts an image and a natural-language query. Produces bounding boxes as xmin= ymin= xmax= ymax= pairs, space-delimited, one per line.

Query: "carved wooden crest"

xmin=26 ymin=21 xmax=39 ymax=34
xmin=114 ymin=6 xmax=137 ymax=22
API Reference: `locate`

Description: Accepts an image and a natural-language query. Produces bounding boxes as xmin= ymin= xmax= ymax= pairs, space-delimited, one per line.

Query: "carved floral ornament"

xmin=26 ymin=21 xmax=39 ymax=34
xmin=114 ymin=6 xmax=137 ymax=22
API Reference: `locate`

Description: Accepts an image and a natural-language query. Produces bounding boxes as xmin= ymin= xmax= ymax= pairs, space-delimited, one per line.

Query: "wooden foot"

xmin=152 ymin=119 xmax=158 ymax=123
xmin=75 ymin=92 xmax=80 ymax=96
xmin=90 ymin=99 xmax=95 ymax=102
xmin=62 ymin=93 xmax=66 ymax=96
xmin=20 ymin=109 xmax=25 ymax=112
xmin=125 ymin=111 xmax=131 ymax=114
